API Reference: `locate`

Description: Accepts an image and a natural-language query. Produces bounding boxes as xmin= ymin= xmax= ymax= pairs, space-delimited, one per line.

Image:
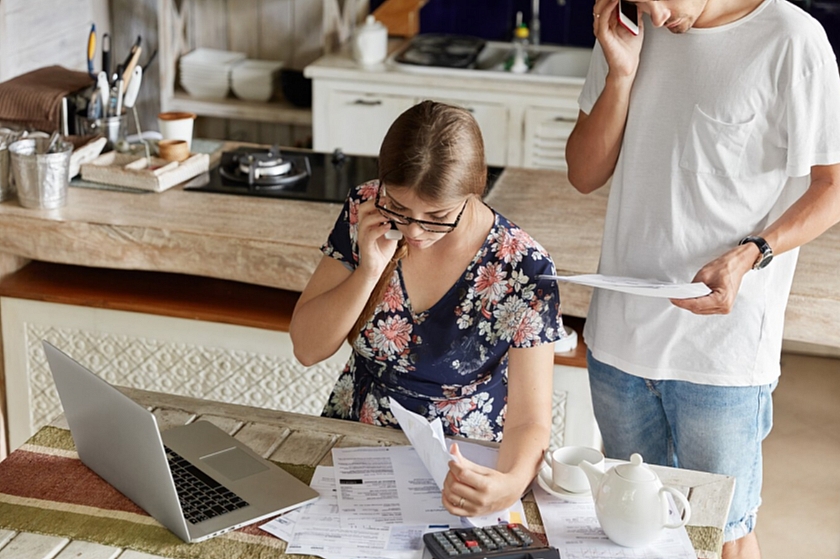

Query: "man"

xmin=564 ymin=0 xmax=840 ymax=557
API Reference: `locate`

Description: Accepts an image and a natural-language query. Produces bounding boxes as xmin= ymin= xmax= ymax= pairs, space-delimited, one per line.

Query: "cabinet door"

xmin=522 ymin=107 xmax=578 ymax=170
xmin=326 ymin=90 xmax=417 ymax=156
xmin=552 ymin=363 xmax=602 ymax=449
xmin=436 ymin=99 xmax=509 ymax=167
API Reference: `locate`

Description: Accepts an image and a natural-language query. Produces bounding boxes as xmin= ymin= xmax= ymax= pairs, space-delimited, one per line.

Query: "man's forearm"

xmin=565 ymin=73 xmax=635 ymax=194
xmin=760 ymin=164 xmax=840 ymax=256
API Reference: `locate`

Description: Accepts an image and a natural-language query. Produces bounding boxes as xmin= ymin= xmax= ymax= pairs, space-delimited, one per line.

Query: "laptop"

xmin=43 ymin=341 xmax=319 ymax=543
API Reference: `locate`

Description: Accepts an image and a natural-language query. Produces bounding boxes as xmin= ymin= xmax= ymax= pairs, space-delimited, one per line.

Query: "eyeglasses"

xmin=375 ymin=184 xmax=468 ymax=234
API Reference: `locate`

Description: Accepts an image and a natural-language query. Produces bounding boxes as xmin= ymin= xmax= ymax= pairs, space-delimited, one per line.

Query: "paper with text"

xmin=260 ymin=465 xmax=435 ymax=559
xmin=388 ymin=397 xmax=522 ymax=527
xmin=538 ymin=274 xmax=711 ymax=299
xmin=533 ymin=482 xmax=696 ymax=559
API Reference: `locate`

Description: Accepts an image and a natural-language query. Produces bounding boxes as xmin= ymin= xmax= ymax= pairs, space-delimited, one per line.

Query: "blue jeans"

xmin=587 ymin=351 xmax=775 ymax=542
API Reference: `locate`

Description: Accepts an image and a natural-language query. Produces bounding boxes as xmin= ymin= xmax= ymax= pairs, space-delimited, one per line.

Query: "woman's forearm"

xmin=290 ymin=267 xmax=379 ymax=366
xmin=495 ymin=421 xmax=551 ymax=498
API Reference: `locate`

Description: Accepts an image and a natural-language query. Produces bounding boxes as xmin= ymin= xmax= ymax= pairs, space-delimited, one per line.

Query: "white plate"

xmin=536 ymin=466 xmax=593 ymax=502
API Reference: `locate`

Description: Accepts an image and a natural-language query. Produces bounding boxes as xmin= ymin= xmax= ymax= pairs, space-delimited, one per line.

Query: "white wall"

xmin=0 ymin=0 xmax=110 ymax=82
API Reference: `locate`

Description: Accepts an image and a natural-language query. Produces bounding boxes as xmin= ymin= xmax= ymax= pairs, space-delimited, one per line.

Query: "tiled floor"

xmin=758 ymin=352 xmax=840 ymax=559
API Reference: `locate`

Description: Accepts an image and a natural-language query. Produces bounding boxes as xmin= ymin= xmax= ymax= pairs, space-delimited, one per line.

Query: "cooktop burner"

xmin=219 ymin=147 xmax=309 ymax=188
xmin=183 ymin=146 xmax=503 ymax=204
xmin=183 ymin=147 xmax=377 ymax=203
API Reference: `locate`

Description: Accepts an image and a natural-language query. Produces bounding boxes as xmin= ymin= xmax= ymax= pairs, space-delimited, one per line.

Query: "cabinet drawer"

xmin=436 ymin=99 xmax=509 ymax=167
xmin=523 ymin=107 xmax=578 ymax=170
xmin=326 ymin=91 xmax=417 ymax=156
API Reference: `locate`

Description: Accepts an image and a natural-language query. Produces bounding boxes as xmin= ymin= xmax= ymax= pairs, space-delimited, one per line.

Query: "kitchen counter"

xmin=0 ymin=166 xmax=838 ymax=347
xmin=303 ymin=41 xmax=589 ymax=94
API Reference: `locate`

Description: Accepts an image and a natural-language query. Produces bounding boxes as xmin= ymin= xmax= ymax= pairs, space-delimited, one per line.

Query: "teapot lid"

xmin=615 ymin=453 xmax=656 ymax=482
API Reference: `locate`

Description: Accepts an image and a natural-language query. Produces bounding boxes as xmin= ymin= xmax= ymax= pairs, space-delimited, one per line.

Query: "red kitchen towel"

xmin=0 ymin=66 xmax=92 ymax=133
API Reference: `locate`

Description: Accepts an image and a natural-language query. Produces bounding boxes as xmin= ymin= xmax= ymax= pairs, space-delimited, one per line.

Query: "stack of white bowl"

xmin=231 ymin=59 xmax=284 ymax=102
xmin=179 ymin=48 xmax=246 ymax=99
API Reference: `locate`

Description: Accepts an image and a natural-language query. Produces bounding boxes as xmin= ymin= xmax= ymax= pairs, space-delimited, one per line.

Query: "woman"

xmin=290 ymin=101 xmax=564 ymax=517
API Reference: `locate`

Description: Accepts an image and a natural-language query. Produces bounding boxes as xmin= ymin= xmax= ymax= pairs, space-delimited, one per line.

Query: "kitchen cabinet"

xmin=325 ymin=89 xmax=418 ymax=155
xmin=306 ymin=45 xmax=587 ymax=168
xmin=523 ymin=104 xmax=579 ymax=171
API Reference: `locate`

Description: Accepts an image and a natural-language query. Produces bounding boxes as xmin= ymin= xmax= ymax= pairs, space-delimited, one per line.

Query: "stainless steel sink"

xmin=391 ymin=40 xmax=592 ymax=82
xmin=530 ymin=49 xmax=592 ymax=78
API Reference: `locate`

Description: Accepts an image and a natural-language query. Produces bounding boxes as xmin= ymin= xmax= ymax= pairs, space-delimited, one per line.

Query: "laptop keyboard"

xmin=165 ymin=446 xmax=250 ymax=524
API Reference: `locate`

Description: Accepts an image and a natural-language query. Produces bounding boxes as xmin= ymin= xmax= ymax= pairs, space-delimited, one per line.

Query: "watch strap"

xmin=739 ymin=236 xmax=773 ymax=270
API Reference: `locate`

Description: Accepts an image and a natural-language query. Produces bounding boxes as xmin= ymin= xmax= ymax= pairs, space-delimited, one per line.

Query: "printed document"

xmin=538 ymin=274 xmax=711 ymax=299
xmin=260 ymin=465 xmax=437 ymax=559
xmin=333 ymin=445 xmax=462 ymax=527
xmin=533 ymin=482 xmax=696 ymax=559
xmin=388 ymin=397 xmax=524 ymax=527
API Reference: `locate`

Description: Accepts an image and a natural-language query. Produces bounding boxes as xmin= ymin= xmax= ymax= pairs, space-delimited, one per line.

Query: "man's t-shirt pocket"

xmin=679 ymin=104 xmax=756 ymax=177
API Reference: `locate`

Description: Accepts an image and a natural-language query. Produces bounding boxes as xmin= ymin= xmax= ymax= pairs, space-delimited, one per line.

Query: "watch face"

xmin=741 ymin=236 xmax=773 ymax=270
xmin=755 ymin=253 xmax=773 ymax=269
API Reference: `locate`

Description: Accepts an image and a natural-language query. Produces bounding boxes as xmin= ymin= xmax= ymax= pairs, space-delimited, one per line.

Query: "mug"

xmin=543 ymin=446 xmax=604 ymax=493
xmin=157 ymin=112 xmax=197 ymax=150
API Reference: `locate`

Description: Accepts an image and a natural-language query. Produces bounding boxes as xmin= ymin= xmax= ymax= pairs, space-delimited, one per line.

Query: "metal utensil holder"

xmin=9 ymin=138 xmax=73 ymax=209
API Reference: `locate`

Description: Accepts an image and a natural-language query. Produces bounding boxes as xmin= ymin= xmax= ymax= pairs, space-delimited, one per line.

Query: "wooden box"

xmin=80 ymin=151 xmax=210 ymax=193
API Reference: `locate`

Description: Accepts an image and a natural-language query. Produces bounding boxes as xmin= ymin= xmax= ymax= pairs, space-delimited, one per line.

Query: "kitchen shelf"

xmin=158 ymin=0 xmax=321 ymax=131
xmin=169 ymin=91 xmax=312 ymax=126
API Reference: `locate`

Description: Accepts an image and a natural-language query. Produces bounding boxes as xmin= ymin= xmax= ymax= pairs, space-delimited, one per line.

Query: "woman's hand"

xmin=355 ymin=199 xmax=400 ymax=280
xmin=442 ymin=444 xmax=529 ymax=518
xmin=593 ymin=0 xmax=644 ymax=79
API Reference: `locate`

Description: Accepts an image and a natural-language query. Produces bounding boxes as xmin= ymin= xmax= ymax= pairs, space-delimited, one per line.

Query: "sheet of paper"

xmin=388 ymin=397 xmax=523 ymax=527
xmin=333 ymin=445 xmax=462 ymax=527
xmin=533 ymin=482 xmax=696 ymax=559
xmin=538 ymin=274 xmax=711 ymax=299
xmin=389 ymin=398 xmax=455 ymax=488
xmin=261 ymin=465 xmax=433 ymax=559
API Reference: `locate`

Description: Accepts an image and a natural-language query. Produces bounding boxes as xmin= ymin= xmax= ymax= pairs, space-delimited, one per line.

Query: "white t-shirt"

xmin=578 ymin=0 xmax=840 ymax=386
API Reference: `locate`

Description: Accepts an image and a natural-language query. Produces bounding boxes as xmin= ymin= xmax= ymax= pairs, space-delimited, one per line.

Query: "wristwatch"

xmin=739 ymin=236 xmax=773 ymax=270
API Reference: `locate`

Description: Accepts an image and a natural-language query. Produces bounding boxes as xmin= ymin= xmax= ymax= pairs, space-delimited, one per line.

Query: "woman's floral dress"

xmin=320 ymin=180 xmax=564 ymax=442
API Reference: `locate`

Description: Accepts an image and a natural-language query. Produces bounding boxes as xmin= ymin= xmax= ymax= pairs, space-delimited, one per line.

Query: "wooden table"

xmin=0 ymin=388 xmax=734 ymax=559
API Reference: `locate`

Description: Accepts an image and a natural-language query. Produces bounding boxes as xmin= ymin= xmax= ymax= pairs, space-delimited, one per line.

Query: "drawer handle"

xmin=351 ymin=99 xmax=383 ymax=106
xmin=553 ymin=116 xmax=575 ymax=122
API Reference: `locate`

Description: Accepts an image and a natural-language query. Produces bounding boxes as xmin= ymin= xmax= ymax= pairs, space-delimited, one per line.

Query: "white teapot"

xmin=580 ymin=453 xmax=691 ymax=548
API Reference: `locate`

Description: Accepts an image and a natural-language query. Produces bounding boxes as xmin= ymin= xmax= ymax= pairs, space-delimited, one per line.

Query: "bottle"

xmin=507 ymin=11 xmax=530 ymax=74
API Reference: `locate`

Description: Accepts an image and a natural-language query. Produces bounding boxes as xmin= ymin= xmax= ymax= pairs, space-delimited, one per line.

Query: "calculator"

xmin=423 ymin=523 xmax=560 ymax=559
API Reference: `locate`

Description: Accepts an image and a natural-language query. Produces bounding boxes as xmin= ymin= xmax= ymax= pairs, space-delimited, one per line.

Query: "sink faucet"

xmin=531 ymin=0 xmax=540 ymax=45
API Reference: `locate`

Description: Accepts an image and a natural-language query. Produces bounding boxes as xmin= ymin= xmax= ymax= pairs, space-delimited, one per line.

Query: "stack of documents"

xmin=260 ymin=399 xmax=526 ymax=559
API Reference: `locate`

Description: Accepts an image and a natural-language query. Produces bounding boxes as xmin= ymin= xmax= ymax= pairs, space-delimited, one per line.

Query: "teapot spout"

xmin=579 ymin=459 xmax=604 ymax=493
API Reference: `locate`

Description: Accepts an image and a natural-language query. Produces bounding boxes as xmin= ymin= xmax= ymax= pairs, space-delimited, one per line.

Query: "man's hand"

xmin=593 ymin=0 xmax=644 ymax=78
xmin=670 ymin=243 xmax=759 ymax=314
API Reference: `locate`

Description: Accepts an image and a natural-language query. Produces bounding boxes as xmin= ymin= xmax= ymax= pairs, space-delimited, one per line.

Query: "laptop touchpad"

xmin=201 ymin=447 xmax=268 ymax=481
